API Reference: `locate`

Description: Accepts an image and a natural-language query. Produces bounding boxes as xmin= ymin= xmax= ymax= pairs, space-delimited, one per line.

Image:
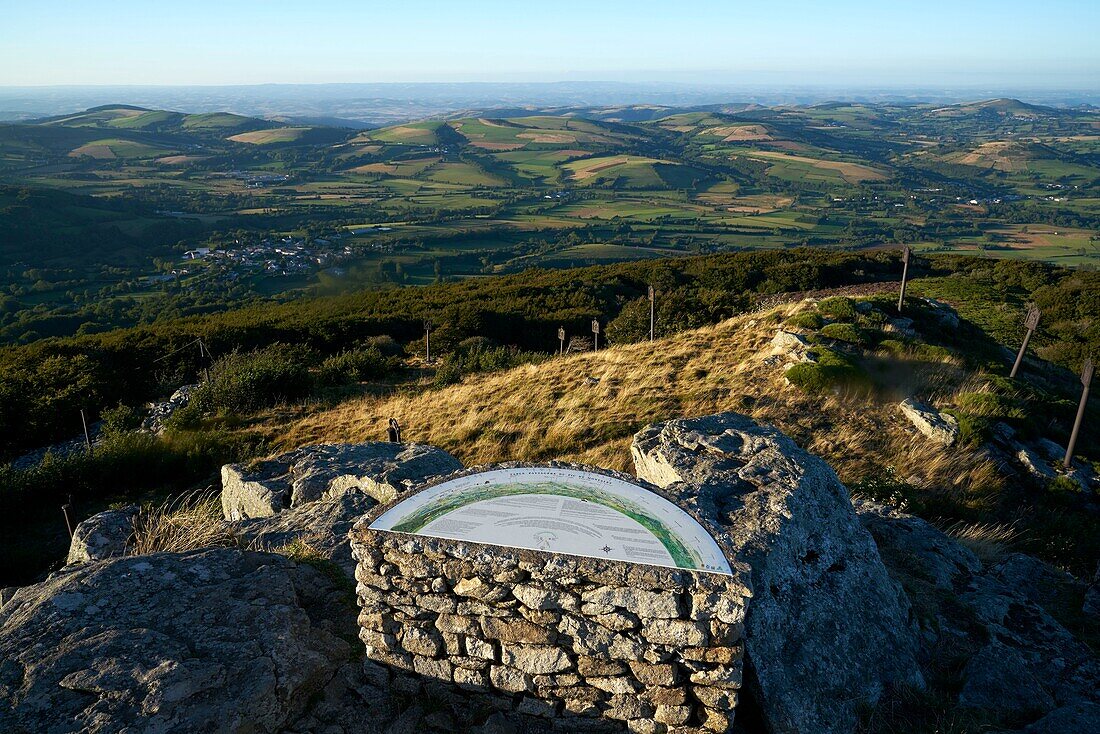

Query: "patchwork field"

xmin=227 ymin=127 xmax=312 ymax=145
xmin=729 ymin=149 xmax=890 ymax=183
xmin=69 ymin=138 xmax=174 ymax=159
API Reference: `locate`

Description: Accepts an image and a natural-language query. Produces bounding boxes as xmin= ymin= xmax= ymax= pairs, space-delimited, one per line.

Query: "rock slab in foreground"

xmin=898 ymin=398 xmax=959 ymax=446
xmin=221 ymin=442 xmax=462 ymax=520
xmin=856 ymin=501 xmax=1100 ymax=725
xmin=0 ymin=549 xmax=353 ymax=734
xmin=631 ymin=412 xmax=923 ymax=734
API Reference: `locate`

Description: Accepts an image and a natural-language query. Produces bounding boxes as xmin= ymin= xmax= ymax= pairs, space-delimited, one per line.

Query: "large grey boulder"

xmin=65 ymin=505 xmax=139 ymax=564
xmin=1085 ymin=563 xmax=1100 ymax=618
xmin=221 ymin=442 xmax=461 ymax=520
xmin=856 ymin=502 xmax=1100 ymax=724
xmin=956 ymin=573 xmax=1100 ymax=714
xmin=631 ymin=412 xmax=922 ymax=734
xmin=0 ymin=549 xmax=354 ymax=734
xmin=855 ymin=500 xmax=981 ymax=592
xmin=898 ymin=398 xmax=958 ymax=446
xmin=1022 ymin=702 xmax=1100 ymax=733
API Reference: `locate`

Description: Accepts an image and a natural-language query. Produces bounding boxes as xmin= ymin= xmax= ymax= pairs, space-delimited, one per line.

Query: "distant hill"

xmin=0 ymin=185 xmax=204 ymax=270
xmin=0 ymin=105 xmax=349 ymax=162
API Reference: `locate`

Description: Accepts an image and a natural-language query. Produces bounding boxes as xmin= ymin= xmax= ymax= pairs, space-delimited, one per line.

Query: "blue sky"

xmin=1 ymin=0 xmax=1097 ymax=86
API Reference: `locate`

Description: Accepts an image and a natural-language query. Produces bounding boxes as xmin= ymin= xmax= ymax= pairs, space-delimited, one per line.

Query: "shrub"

xmin=818 ymin=296 xmax=857 ymax=321
xmin=784 ymin=349 xmax=869 ymax=394
xmin=956 ymin=391 xmax=1026 ymax=421
xmin=432 ymin=343 xmax=546 ymax=388
xmin=1048 ymin=476 xmax=1081 ymax=494
xmin=0 ymin=428 xmax=261 ymax=513
xmin=944 ymin=409 xmax=991 ymax=448
xmin=187 ymin=343 xmax=314 ymax=417
xmin=849 ymin=467 xmax=922 ymax=512
xmin=819 ymin=322 xmax=864 ymax=344
xmin=786 ymin=312 xmax=824 ymax=330
xmin=100 ymin=402 xmax=143 ymax=434
xmin=318 ymin=347 xmax=402 ymax=385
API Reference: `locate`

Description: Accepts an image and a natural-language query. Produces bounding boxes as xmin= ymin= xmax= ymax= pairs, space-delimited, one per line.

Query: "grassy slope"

xmin=279 ymin=302 xmax=987 ymax=483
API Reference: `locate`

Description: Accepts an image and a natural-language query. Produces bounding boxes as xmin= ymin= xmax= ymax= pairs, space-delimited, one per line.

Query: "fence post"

xmin=1064 ymin=358 xmax=1093 ymax=469
xmin=897 ymin=245 xmax=911 ymax=312
xmin=1010 ymin=306 xmax=1041 ymax=379
xmin=649 ymin=285 xmax=655 ymax=342
xmin=80 ymin=409 xmax=93 ymax=455
xmin=62 ymin=503 xmax=74 ymax=539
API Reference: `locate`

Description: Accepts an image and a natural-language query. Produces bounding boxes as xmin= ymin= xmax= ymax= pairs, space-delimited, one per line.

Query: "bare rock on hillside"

xmin=142 ymin=383 xmax=198 ymax=434
xmin=65 ymin=505 xmax=139 ymax=564
xmin=898 ymin=398 xmax=959 ymax=446
xmin=1022 ymin=702 xmax=1100 ymax=733
xmin=221 ymin=442 xmax=461 ymax=520
xmin=631 ymin=412 xmax=922 ymax=734
xmin=0 ymin=549 xmax=358 ymax=734
xmin=238 ymin=492 xmax=377 ymax=577
xmin=1085 ymin=564 xmax=1100 ymax=618
xmin=886 ymin=317 xmax=916 ymax=337
xmin=855 ymin=501 xmax=1100 ymax=724
xmin=922 ymin=298 xmax=960 ymax=329
xmin=854 ymin=500 xmax=981 ymax=592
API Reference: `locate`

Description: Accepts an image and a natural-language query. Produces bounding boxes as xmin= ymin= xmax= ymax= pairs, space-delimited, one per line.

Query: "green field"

xmin=1 ymin=97 xmax=1098 ymax=347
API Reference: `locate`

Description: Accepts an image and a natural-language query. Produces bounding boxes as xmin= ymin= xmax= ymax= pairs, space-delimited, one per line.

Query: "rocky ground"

xmin=1 ymin=414 xmax=1097 ymax=733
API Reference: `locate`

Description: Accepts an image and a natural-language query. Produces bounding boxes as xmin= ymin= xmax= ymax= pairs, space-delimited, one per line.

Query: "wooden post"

xmin=1010 ymin=306 xmax=1041 ymax=379
xmin=648 ymin=285 xmax=655 ymax=342
xmin=62 ymin=502 xmax=74 ymax=539
xmin=80 ymin=409 xmax=93 ymax=455
xmin=424 ymin=320 xmax=432 ymax=364
xmin=558 ymin=326 xmax=566 ymax=356
xmin=1064 ymin=358 xmax=1093 ymax=468
xmin=591 ymin=319 xmax=600 ymax=352
xmin=897 ymin=245 xmax=911 ymax=312
xmin=198 ymin=339 xmax=212 ymax=382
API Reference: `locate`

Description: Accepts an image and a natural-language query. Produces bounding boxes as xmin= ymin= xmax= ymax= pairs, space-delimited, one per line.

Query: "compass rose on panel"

xmin=601 ymin=545 xmax=612 ymax=554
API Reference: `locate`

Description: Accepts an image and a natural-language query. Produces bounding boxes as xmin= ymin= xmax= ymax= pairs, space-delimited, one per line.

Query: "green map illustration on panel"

xmin=371 ymin=467 xmax=733 ymax=575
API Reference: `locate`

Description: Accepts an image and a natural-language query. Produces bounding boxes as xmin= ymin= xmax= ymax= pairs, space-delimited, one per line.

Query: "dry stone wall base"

xmin=350 ymin=466 xmax=753 ymax=734
xmin=631 ymin=413 xmax=924 ymax=734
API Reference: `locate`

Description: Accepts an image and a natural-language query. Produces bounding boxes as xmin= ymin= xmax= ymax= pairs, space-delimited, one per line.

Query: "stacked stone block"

xmin=350 ymin=526 xmax=751 ymax=733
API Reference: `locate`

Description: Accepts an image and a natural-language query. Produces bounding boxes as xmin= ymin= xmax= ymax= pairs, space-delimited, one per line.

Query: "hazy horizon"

xmin=2 ymin=0 xmax=1097 ymax=87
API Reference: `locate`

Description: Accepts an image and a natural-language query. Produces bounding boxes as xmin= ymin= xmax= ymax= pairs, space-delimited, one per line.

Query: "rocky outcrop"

xmin=767 ymin=329 xmax=816 ymax=367
xmin=0 ymin=549 xmax=356 ymax=734
xmin=239 ymin=492 xmax=377 ymax=577
xmin=142 ymin=384 xmax=198 ymax=433
xmin=921 ymin=298 xmax=960 ymax=329
xmin=631 ymin=413 xmax=922 ymax=734
xmin=856 ymin=501 xmax=1100 ymax=724
xmin=1085 ymin=564 xmax=1100 ymax=618
xmin=898 ymin=398 xmax=959 ymax=446
xmin=221 ymin=442 xmax=461 ymax=520
xmin=65 ymin=505 xmax=139 ymax=564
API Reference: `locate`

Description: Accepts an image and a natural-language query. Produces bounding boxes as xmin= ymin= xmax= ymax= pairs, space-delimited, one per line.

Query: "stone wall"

xmin=349 ymin=468 xmax=752 ymax=734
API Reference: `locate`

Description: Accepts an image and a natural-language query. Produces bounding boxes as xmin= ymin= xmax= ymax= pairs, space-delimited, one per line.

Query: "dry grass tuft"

xmin=129 ymin=487 xmax=237 ymax=556
xmin=943 ymin=519 xmax=1021 ymax=563
xmin=267 ymin=536 xmax=326 ymax=562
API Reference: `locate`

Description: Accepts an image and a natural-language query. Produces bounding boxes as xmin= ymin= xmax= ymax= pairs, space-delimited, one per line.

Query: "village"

xmin=140 ymin=232 xmax=361 ymax=287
